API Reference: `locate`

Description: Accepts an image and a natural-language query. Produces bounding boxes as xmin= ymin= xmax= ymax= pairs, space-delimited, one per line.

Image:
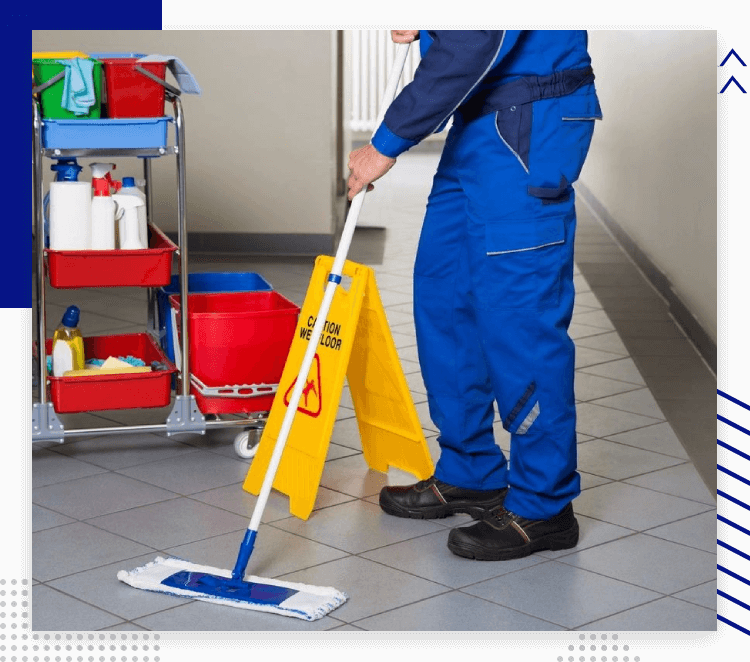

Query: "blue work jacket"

xmin=371 ymin=30 xmax=595 ymax=158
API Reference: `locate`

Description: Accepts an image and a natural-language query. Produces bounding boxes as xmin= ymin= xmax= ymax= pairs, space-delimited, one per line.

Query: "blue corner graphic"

xmin=721 ymin=49 xmax=747 ymax=66
xmin=720 ymin=76 xmax=747 ymax=93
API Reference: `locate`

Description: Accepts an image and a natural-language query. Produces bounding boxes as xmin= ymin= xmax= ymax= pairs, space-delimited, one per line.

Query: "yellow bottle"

xmin=51 ymin=306 xmax=85 ymax=377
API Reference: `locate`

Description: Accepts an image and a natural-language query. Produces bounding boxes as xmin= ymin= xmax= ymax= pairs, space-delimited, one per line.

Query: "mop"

xmin=117 ymin=42 xmax=412 ymax=622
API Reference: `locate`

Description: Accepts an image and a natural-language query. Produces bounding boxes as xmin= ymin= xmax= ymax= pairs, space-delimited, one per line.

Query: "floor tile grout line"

xmin=33 ymin=545 xmax=164 ymax=585
xmin=350 ymin=585 xmax=569 ymax=631
xmin=577 ymin=470 xmax=717 ymax=508
xmin=455 ymin=589 xmax=581 ymax=631
xmin=341 ymin=553 xmax=587 ymax=630
xmin=575 ymin=417 xmax=680 ymax=441
xmin=571 ymin=594 xmax=689 ymax=630
xmin=636 ymin=505 xmax=718 ymax=534
xmin=574 ymin=460 xmax=690 ymax=486
xmin=575 ymin=384 xmax=654 ymax=404
xmin=576 ymin=368 xmax=647 ymax=388
xmin=34 ymin=491 xmax=200 ymax=528
xmin=579 ymin=400 xmax=666 ymax=421
xmin=451 ymin=557 xmax=664 ymax=631
xmin=640 ymin=529 xmax=718 ymax=556
xmin=584 ymin=435 xmax=693 ymax=462
xmin=33 ymin=582 xmax=152 ymax=627
xmin=575 ymin=353 xmax=647 ymax=372
xmin=551 ymin=552 xmax=688 ymax=599
xmin=595 ymin=436 xmax=693 ymax=462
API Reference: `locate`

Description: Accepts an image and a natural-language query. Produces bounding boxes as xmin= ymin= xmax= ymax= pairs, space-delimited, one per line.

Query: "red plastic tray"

xmin=45 ymin=333 xmax=176 ymax=413
xmin=46 ymin=224 xmax=177 ymax=289
xmin=169 ymin=291 xmax=300 ymax=414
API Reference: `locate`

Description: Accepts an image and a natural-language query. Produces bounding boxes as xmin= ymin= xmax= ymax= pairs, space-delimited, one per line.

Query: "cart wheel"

xmin=234 ymin=429 xmax=260 ymax=460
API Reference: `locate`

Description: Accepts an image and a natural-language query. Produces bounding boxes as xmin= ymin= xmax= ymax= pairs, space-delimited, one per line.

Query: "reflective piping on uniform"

xmin=562 ymin=116 xmax=600 ymax=121
xmin=430 ymin=32 xmax=507 ymax=135
xmin=494 ymin=115 xmax=530 ymax=174
xmin=516 ymin=401 xmax=540 ymax=435
xmin=503 ymin=382 xmax=536 ymax=430
xmin=487 ymin=239 xmax=565 ymax=256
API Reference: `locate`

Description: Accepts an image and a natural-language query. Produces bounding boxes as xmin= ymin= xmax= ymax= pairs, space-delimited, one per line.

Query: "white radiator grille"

xmin=349 ymin=30 xmax=422 ymax=132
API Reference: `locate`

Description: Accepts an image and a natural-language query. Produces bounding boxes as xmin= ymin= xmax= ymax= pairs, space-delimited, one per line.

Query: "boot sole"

xmin=379 ymin=495 xmax=503 ymax=520
xmin=447 ymin=521 xmax=580 ymax=561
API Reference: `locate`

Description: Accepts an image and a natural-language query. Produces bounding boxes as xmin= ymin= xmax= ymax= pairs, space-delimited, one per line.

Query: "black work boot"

xmin=379 ymin=476 xmax=507 ymax=520
xmin=447 ymin=503 xmax=579 ymax=560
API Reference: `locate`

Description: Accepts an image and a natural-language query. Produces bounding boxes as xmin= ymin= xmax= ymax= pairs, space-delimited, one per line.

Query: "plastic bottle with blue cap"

xmin=45 ymin=158 xmax=92 ymax=250
xmin=51 ymin=306 xmax=85 ymax=377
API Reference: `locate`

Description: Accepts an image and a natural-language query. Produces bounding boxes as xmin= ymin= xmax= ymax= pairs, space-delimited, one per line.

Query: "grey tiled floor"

xmin=32 ymin=151 xmax=717 ymax=631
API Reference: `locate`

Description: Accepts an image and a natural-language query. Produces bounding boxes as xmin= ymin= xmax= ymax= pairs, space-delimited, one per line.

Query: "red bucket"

xmin=169 ymin=291 xmax=300 ymax=414
xmin=98 ymin=55 xmax=168 ymax=118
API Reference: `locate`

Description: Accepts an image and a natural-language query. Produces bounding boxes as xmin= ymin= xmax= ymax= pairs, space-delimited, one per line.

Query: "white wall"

xmin=583 ymin=30 xmax=717 ymax=341
xmin=32 ymin=30 xmax=340 ymax=238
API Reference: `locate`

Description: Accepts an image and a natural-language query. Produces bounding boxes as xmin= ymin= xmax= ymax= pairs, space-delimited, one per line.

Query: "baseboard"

xmin=576 ymin=182 xmax=717 ymax=373
xmin=165 ymin=232 xmax=336 ymax=257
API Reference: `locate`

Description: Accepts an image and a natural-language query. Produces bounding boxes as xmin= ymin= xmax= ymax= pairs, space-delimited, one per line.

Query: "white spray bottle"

xmin=119 ymin=177 xmax=148 ymax=248
xmin=112 ymin=195 xmax=147 ymax=250
xmin=90 ymin=163 xmax=117 ymax=250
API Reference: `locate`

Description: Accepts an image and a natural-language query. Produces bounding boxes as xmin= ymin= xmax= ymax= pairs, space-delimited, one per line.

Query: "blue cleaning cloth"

xmin=60 ymin=58 xmax=96 ymax=115
xmin=120 ymin=355 xmax=146 ymax=367
xmin=137 ymin=55 xmax=202 ymax=95
xmin=86 ymin=356 xmax=147 ymax=367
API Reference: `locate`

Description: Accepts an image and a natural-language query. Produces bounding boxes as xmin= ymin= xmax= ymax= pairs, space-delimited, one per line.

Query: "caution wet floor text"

xmin=243 ymin=256 xmax=434 ymax=520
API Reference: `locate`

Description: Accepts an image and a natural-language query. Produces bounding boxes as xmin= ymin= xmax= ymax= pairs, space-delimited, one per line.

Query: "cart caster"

xmin=234 ymin=429 xmax=260 ymax=459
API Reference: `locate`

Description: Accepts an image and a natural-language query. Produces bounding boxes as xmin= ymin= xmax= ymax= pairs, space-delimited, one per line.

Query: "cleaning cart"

xmin=32 ymin=53 xmax=294 ymax=458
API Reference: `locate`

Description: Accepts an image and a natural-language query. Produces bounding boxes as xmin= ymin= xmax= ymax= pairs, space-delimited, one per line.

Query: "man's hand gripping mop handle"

xmin=232 ymin=42 xmax=412 ymax=581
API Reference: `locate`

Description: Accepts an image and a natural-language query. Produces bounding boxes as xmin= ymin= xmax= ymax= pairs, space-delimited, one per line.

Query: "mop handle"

xmin=232 ymin=43 xmax=411 ymax=580
xmin=329 ymin=42 xmax=411 ymax=279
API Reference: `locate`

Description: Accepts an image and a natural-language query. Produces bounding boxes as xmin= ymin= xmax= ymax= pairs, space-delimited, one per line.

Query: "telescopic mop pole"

xmin=231 ymin=42 xmax=413 ymax=581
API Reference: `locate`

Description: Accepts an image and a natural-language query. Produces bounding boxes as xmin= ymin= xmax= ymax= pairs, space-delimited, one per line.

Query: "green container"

xmin=33 ymin=58 xmax=103 ymax=119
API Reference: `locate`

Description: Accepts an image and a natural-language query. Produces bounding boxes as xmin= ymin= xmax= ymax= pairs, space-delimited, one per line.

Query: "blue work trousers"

xmin=413 ymin=85 xmax=599 ymax=520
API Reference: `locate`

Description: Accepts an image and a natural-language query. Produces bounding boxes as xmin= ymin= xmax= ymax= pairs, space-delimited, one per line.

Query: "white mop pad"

xmin=118 ymin=556 xmax=347 ymax=621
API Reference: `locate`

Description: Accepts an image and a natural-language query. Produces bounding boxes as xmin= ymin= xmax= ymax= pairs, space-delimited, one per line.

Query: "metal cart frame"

xmin=32 ymin=91 xmax=266 ymax=456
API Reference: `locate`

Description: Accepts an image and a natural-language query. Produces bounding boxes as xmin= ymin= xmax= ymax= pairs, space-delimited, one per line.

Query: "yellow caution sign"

xmin=243 ymin=255 xmax=434 ymax=520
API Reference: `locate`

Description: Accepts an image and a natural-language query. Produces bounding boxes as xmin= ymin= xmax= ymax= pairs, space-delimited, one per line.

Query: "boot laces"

xmin=414 ymin=476 xmax=438 ymax=490
xmin=487 ymin=506 xmax=519 ymax=526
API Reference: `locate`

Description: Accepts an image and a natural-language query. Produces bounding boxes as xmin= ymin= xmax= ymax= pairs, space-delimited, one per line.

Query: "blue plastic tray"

xmin=42 ymin=116 xmax=172 ymax=150
xmin=158 ymin=272 xmax=273 ymax=362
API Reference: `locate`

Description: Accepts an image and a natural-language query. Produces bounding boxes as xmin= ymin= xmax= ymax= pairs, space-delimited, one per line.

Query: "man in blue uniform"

xmin=348 ymin=30 xmax=601 ymax=561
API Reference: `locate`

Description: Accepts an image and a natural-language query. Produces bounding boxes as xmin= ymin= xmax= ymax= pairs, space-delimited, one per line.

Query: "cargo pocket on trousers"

xmin=480 ymin=216 xmax=566 ymax=310
xmin=553 ymin=89 xmax=601 ymax=185
xmin=528 ymin=175 xmax=571 ymax=206
xmin=495 ymin=104 xmax=532 ymax=173
xmin=558 ymin=89 xmax=602 ymax=122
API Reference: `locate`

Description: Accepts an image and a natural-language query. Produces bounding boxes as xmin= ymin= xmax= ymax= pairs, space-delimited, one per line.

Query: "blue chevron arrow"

xmin=721 ymin=49 xmax=747 ymax=66
xmin=720 ymin=76 xmax=747 ymax=93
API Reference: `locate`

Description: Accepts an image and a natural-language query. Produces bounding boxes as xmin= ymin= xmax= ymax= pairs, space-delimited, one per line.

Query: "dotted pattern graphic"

xmin=557 ymin=634 xmax=641 ymax=662
xmin=0 ymin=579 xmax=160 ymax=662
xmin=0 ymin=579 xmax=30 ymax=638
